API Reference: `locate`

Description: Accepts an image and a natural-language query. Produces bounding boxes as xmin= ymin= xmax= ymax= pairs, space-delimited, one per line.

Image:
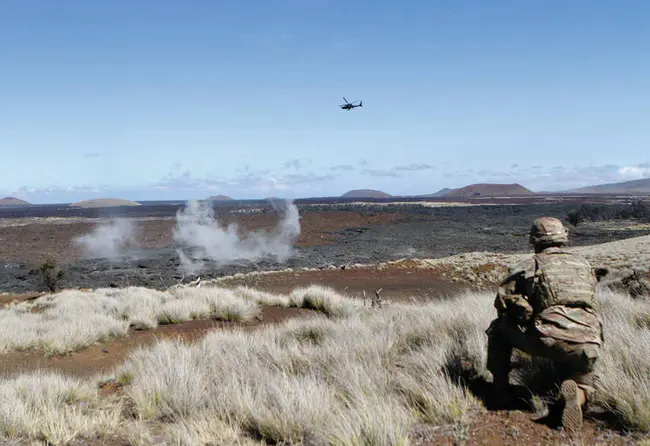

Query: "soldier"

xmin=485 ymin=217 xmax=604 ymax=433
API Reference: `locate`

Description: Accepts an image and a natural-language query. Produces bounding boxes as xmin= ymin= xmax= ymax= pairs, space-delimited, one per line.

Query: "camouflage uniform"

xmin=485 ymin=217 xmax=604 ymax=432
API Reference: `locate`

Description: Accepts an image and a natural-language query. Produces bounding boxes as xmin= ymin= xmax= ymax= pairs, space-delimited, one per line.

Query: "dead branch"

xmin=372 ymin=288 xmax=383 ymax=308
xmin=166 ymin=275 xmax=202 ymax=292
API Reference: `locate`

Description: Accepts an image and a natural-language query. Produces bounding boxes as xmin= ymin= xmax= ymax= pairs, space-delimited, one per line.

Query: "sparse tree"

xmin=39 ymin=255 xmax=64 ymax=292
xmin=630 ymin=200 xmax=649 ymax=221
xmin=566 ymin=211 xmax=583 ymax=227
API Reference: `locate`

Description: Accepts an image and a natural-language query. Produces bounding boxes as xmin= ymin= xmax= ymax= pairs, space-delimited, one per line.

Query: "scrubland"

xmin=0 ymin=285 xmax=358 ymax=356
xmin=0 ymin=282 xmax=649 ymax=445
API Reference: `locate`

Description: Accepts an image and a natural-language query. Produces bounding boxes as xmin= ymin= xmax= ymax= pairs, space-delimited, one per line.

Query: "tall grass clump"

xmin=231 ymin=285 xmax=292 ymax=307
xmin=170 ymin=287 xmax=261 ymax=322
xmin=590 ymin=289 xmax=650 ymax=432
xmin=0 ymin=302 xmax=131 ymax=355
xmin=288 ymin=284 xmax=362 ymax=317
xmin=0 ymin=372 xmax=121 ymax=444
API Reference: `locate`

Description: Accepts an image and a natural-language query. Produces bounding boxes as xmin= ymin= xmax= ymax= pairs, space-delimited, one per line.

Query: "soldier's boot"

xmin=487 ymin=375 xmax=513 ymax=410
xmin=560 ymin=379 xmax=587 ymax=433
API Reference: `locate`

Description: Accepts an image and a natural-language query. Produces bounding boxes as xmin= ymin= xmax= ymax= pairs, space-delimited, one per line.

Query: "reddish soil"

xmin=419 ymin=410 xmax=644 ymax=445
xmin=0 ymin=306 xmax=315 ymax=379
xmin=0 ymin=210 xmax=407 ymax=265
xmin=216 ymin=265 xmax=485 ymax=302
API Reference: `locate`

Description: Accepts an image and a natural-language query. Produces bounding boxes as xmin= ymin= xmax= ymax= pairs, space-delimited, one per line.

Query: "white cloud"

xmin=361 ymin=169 xmax=401 ymax=178
xmin=448 ymin=162 xmax=650 ymax=192
xmin=152 ymin=162 xmax=335 ymax=197
xmin=5 ymin=159 xmax=650 ymax=203
xmin=8 ymin=184 xmax=111 ymax=198
xmin=618 ymin=165 xmax=650 ymax=179
xmin=330 ymin=164 xmax=355 ymax=171
xmin=394 ymin=163 xmax=434 ymax=171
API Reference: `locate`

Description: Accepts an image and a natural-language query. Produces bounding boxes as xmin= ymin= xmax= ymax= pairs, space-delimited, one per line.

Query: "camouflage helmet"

xmin=529 ymin=217 xmax=568 ymax=246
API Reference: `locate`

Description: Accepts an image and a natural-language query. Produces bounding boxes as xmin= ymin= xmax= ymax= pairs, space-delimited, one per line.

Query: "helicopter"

xmin=339 ymin=97 xmax=363 ymax=110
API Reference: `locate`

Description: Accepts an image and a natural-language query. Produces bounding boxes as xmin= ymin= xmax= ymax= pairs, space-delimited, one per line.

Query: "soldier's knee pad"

xmin=576 ymin=383 xmax=595 ymax=401
xmin=580 ymin=344 xmax=600 ymax=369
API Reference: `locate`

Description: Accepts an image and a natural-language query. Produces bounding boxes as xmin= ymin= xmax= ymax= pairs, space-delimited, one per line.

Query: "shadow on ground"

xmin=441 ymin=353 xmax=631 ymax=435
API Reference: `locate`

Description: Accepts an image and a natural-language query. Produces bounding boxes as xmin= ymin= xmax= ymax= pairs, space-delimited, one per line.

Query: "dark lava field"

xmin=2 ymin=200 xmax=649 ymax=293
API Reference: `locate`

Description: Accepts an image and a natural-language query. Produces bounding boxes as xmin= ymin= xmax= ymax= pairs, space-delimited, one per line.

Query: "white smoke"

xmin=74 ymin=218 xmax=139 ymax=259
xmin=173 ymin=199 xmax=301 ymax=274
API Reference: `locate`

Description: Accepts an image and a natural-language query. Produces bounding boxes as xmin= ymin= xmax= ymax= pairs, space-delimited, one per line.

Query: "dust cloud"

xmin=173 ymin=198 xmax=301 ymax=274
xmin=74 ymin=218 xmax=139 ymax=259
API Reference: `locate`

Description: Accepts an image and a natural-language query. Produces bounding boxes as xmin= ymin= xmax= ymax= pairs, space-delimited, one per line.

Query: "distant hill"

xmin=564 ymin=178 xmax=650 ymax=194
xmin=416 ymin=188 xmax=451 ymax=198
xmin=206 ymin=195 xmax=233 ymax=201
xmin=0 ymin=197 xmax=30 ymax=206
xmin=341 ymin=189 xmax=392 ymax=199
xmin=70 ymin=198 xmax=141 ymax=208
xmin=443 ymin=183 xmax=533 ymax=197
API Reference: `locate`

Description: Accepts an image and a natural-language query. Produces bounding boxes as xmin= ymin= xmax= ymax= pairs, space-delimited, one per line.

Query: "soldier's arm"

xmin=493 ymin=259 xmax=535 ymax=321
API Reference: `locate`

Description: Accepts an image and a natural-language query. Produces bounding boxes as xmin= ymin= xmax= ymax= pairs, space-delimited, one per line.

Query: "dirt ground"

xmin=213 ymin=264 xmax=482 ymax=302
xmin=418 ymin=409 xmax=644 ymax=445
xmin=1 ymin=200 xmax=649 ymax=445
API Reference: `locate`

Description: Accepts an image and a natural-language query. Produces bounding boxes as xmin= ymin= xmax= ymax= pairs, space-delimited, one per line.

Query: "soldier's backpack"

xmin=533 ymin=250 xmax=598 ymax=310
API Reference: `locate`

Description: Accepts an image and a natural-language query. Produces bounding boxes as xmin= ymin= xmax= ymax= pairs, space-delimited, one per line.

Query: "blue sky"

xmin=1 ymin=0 xmax=649 ymax=203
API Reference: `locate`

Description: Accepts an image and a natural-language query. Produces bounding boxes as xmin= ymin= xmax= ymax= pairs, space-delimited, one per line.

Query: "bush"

xmin=38 ymin=255 xmax=64 ymax=292
xmin=566 ymin=201 xmax=650 ymax=227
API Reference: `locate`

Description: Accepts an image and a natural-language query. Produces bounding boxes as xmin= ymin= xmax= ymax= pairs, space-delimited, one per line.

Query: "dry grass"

xmin=590 ymin=289 xmax=650 ymax=432
xmin=114 ymin=289 xmax=487 ymax=445
xmin=0 ymin=284 xmax=361 ymax=355
xmin=0 ymin=285 xmax=648 ymax=444
xmin=0 ymin=371 xmax=121 ymax=444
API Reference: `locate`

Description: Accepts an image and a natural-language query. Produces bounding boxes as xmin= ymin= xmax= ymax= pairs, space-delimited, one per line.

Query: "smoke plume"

xmin=173 ymin=199 xmax=301 ymax=274
xmin=74 ymin=218 xmax=139 ymax=259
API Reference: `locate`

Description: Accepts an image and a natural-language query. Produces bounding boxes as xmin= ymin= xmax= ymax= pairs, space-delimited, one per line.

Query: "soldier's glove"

xmin=504 ymin=296 xmax=533 ymax=323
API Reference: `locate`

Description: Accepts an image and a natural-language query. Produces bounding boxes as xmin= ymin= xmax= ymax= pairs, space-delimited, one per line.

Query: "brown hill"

xmin=443 ymin=183 xmax=533 ymax=197
xmin=564 ymin=178 xmax=650 ymax=194
xmin=0 ymin=197 xmax=30 ymax=206
xmin=206 ymin=195 xmax=233 ymax=201
xmin=341 ymin=189 xmax=392 ymax=199
xmin=70 ymin=198 xmax=141 ymax=208
xmin=416 ymin=188 xmax=451 ymax=197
